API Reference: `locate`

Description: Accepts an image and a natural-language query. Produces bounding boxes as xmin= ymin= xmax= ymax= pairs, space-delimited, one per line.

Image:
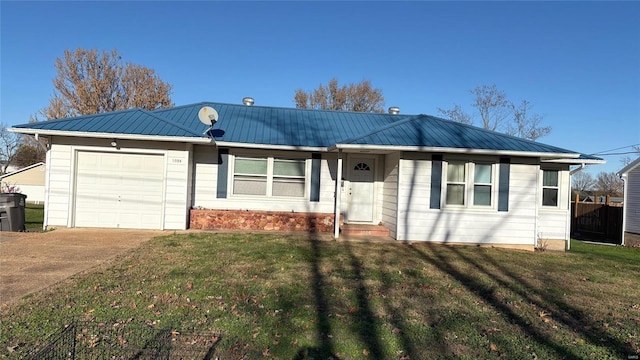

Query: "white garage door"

xmin=74 ymin=151 xmax=165 ymax=229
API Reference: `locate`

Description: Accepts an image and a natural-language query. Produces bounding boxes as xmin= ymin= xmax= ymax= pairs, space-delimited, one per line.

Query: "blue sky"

xmin=1 ymin=1 xmax=639 ymax=174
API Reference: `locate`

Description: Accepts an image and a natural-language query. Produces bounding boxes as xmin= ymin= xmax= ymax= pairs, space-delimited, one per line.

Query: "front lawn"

xmin=1 ymin=234 xmax=639 ymax=359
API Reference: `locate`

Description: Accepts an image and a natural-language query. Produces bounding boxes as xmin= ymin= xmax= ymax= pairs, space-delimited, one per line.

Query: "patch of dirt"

xmin=0 ymin=228 xmax=169 ymax=306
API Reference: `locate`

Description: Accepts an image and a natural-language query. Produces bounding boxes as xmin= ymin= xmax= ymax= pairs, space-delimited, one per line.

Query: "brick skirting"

xmin=189 ymin=209 xmax=341 ymax=233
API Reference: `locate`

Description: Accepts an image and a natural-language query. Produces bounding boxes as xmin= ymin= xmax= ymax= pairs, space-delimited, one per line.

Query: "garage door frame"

xmin=69 ymin=146 xmax=168 ymax=230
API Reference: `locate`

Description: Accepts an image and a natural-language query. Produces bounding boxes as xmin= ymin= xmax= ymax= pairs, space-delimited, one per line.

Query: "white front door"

xmin=74 ymin=151 xmax=165 ymax=229
xmin=347 ymin=157 xmax=375 ymax=223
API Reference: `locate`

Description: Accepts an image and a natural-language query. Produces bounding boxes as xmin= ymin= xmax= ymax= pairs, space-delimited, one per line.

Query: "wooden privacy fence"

xmin=571 ymin=195 xmax=623 ymax=244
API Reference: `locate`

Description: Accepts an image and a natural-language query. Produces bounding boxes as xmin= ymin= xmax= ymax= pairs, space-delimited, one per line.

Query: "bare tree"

xmin=294 ymin=78 xmax=385 ymax=113
xmin=437 ymin=104 xmax=473 ymax=125
xmin=595 ymin=171 xmax=623 ymax=196
xmin=472 ymin=84 xmax=510 ymax=131
xmin=506 ymin=100 xmax=551 ymax=141
xmin=438 ymin=84 xmax=552 ymax=141
xmin=0 ymin=124 xmax=21 ymax=174
xmin=620 ymin=145 xmax=640 ymax=166
xmin=571 ymin=171 xmax=596 ymax=192
xmin=42 ymin=48 xmax=173 ymax=119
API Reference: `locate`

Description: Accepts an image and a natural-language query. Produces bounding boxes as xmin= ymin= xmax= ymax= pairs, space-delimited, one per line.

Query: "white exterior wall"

xmin=537 ymin=165 xmax=571 ymax=242
xmin=382 ymin=153 xmax=400 ymax=238
xmin=45 ymin=137 xmax=192 ymax=230
xmin=191 ymin=146 xmax=337 ymax=214
xmin=626 ymin=166 xmax=640 ymax=234
xmin=396 ymin=154 xmax=539 ymax=245
xmin=46 ymin=144 xmax=73 ymax=227
xmin=163 ymin=149 xmax=191 ymax=229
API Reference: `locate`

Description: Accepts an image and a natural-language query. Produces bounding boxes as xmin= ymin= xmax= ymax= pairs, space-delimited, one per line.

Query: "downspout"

xmin=620 ymin=173 xmax=627 ymax=246
xmin=43 ymin=140 xmax=51 ymax=230
xmin=334 ymin=151 xmax=343 ymax=239
xmin=566 ymin=164 xmax=586 ymax=250
xmin=535 ymin=165 xmax=540 ymax=249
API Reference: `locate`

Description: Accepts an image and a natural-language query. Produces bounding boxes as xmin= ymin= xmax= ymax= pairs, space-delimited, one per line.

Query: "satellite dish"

xmin=198 ymin=106 xmax=218 ymax=126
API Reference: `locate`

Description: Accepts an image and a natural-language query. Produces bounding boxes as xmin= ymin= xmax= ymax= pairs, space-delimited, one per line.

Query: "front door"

xmin=347 ymin=158 xmax=375 ymax=222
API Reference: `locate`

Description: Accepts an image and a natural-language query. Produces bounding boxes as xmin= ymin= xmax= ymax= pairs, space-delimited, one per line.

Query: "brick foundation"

xmin=189 ymin=209 xmax=341 ymax=233
xmin=624 ymin=232 xmax=640 ymax=248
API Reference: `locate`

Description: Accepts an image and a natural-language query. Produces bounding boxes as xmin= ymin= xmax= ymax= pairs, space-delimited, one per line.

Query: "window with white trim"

xmin=542 ymin=170 xmax=559 ymax=206
xmin=233 ymin=156 xmax=306 ymax=197
xmin=473 ymin=164 xmax=492 ymax=206
xmin=445 ymin=161 xmax=494 ymax=207
xmin=446 ymin=162 xmax=466 ymax=205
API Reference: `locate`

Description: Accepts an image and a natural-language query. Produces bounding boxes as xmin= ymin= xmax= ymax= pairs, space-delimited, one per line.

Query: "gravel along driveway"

xmin=0 ymin=228 xmax=168 ymax=306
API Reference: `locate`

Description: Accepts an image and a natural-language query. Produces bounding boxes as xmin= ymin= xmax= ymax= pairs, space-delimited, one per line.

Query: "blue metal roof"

xmin=340 ymin=115 xmax=584 ymax=155
xmin=12 ymin=108 xmax=203 ymax=138
xmin=11 ymin=101 xmax=601 ymax=160
xmin=154 ymin=102 xmax=411 ymax=147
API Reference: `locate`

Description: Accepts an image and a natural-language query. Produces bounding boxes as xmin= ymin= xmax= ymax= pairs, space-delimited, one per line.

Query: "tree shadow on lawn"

xmin=405 ymin=241 xmax=635 ymax=359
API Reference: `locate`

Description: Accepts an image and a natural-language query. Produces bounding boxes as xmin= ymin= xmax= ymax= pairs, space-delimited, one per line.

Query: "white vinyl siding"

xmin=45 ymin=144 xmax=73 ymax=227
xmin=625 ymin=166 xmax=640 ymax=234
xmin=382 ymin=153 xmax=400 ymax=238
xmin=191 ymin=147 xmax=336 ymax=213
xmin=44 ymin=137 xmax=192 ymax=230
xmin=397 ymin=154 xmax=538 ymax=245
xmin=537 ymin=166 xmax=571 ymax=241
xmin=163 ymin=150 xmax=191 ymax=230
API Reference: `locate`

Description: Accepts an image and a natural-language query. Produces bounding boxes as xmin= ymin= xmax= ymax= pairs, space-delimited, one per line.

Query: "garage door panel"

xmin=75 ymin=151 xmax=164 ymax=229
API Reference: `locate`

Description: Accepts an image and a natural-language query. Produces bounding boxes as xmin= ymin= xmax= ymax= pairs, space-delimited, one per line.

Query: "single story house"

xmin=0 ymin=162 xmax=46 ymax=203
xmin=618 ymin=157 xmax=640 ymax=247
xmin=10 ymin=100 xmax=603 ymax=250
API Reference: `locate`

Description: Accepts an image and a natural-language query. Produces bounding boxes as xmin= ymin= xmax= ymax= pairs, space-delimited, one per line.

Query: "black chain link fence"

xmin=25 ymin=320 xmax=222 ymax=360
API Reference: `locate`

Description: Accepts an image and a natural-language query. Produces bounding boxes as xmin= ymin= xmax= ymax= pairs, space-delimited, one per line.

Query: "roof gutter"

xmin=544 ymin=158 xmax=605 ymax=165
xmin=329 ymin=143 xmax=582 ymax=160
xmin=9 ymin=128 xmax=213 ymax=144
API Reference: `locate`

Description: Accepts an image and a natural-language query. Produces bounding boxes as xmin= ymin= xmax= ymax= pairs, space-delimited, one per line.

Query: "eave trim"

xmin=9 ymin=128 xmax=213 ymax=144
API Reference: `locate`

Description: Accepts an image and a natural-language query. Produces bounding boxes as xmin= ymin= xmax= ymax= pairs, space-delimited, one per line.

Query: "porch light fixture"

xmin=110 ymin=140 xmax=118 ymax=147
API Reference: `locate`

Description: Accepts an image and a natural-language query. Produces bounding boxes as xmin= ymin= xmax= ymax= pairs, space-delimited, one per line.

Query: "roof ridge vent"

xmin=388 ymin=106 xmax=400 ymax=115
xmin=242 ymin=97 xmax=255 ymax=106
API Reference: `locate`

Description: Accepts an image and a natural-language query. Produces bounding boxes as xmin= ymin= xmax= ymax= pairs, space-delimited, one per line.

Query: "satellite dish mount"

xmin=198 ymin=106 xmax=219 ymax=137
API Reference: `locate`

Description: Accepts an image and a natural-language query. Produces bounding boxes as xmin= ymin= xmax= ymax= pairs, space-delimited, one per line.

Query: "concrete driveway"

xmin=0 ymin=228 xmax=168 ymax=306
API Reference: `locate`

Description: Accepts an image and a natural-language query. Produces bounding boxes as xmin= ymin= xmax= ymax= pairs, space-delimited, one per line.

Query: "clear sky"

xmin=1 ymin=1 xmax=639 ymax=174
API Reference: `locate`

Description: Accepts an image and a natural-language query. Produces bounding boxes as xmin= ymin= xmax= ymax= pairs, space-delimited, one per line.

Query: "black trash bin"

xmin=0 ymin=193 xmax=27 ymax=232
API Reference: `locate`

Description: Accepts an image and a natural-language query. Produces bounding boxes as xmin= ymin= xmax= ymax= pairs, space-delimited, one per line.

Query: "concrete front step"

xmin=341 ymin=224 xmax=390 ymax=237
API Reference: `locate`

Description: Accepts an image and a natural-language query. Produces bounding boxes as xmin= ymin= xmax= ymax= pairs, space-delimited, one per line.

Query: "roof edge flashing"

xmin=9 ymin=128 xmax=212 ymax=144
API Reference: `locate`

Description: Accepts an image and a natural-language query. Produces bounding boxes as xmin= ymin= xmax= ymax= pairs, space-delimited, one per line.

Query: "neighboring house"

xmin=0 ymin=162 xmax=46 ymax=203
xmin=618 ymin=157 xmax=640 ymax=247
xmin=10 ymin=101 xmax=603 ymax=250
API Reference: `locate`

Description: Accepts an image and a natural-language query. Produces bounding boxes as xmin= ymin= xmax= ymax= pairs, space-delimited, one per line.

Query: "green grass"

xmin=1 ymin=233 xmax=639 ymax=359
xmin=24 ymin=203 xmax=44 ymax=231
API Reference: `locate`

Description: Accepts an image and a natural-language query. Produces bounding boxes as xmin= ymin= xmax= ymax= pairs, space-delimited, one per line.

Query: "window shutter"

xmin=217 ymin=148 xmax=229 ymax=199
xmin=430 ymin=154 xmax=443 ymax=209
xmin=310 ymin=153 xmax=321 ymax=202
xmin=498 ymin=157 xmax=510 ymax=212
